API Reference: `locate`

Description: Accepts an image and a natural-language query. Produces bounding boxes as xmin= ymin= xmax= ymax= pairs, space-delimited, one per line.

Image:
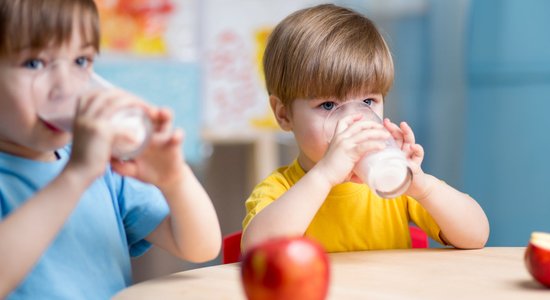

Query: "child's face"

xmin=289 ymin=94 xmax=384 ymax=172
xmin=0 ymin=27 xmax=96 ymax=160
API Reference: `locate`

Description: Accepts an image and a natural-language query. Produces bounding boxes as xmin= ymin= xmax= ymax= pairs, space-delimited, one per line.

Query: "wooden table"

xmin=114 ymin=247 xmax=549 ymax=299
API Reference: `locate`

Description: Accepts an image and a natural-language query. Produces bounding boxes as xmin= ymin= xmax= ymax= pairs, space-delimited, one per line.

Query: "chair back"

xmin=222 ymin=226 xmax=429 ymax=264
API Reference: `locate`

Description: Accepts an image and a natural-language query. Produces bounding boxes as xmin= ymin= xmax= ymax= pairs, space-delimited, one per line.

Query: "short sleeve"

xmin=242 ymin=175 xmax=289 ymax=233
xmin=407 ymin=196 xmax=446 ymax=246
xmin=118 ymin=176 xmax=169 ymax=257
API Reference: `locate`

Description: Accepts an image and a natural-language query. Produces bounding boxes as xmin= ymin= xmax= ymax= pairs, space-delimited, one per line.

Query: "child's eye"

xmin=22 ymin=59 xmax=45 ymax=70
xmin=75 ymin=56 xmax=92 ymax=68
xmin=320 ymin=102 xmax=336 ymax=111
xmin=363 ymin=98 xmax=374 ymax=106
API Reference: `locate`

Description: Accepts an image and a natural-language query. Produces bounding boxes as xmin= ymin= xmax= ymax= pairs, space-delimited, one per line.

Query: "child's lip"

xmin=41 ymin=118 xmax=63 ymax=133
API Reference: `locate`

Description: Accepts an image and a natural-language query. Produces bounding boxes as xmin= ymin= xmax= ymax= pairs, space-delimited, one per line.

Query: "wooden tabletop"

xmin=114 ymin=247 xmax=549 ymax=299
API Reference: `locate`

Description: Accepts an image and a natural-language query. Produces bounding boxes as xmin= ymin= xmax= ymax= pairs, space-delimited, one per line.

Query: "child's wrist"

xmin=60 ymin=165 xmax=96 ymax=191
xmin=155 ymin=164 xmax=189 ymax=192
xmin=309 ymin=163 xmax=338 ymax=188
xmin=407 ymin=173 xmax=438 ymax=201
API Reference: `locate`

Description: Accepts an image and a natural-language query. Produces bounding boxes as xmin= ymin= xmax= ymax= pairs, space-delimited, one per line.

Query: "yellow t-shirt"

xmin=243 ymin=160 xmax=444 ymax=252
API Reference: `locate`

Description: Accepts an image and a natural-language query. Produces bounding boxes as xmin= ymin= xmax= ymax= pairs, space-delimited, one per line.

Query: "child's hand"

xmin=67 ymin=89 xmax=144 ymax=181
xmin=383 ymin=118 xmax=424 ymax=174
xmin=111 ymin=107 xmax=186 ymax=190
xmin=383 ymin=118 xmax=430 ymax=196
xmin=315 ymin=114 xmax=390 ymax=186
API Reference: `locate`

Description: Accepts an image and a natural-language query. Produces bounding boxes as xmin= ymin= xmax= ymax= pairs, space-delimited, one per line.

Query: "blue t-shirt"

xmin=0 ymin=147 xmax=169 ymax=299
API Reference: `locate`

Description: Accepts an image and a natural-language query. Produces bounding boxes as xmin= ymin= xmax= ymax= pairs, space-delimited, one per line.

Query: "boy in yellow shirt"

xmin=242 ymin=4 xmax=489 ymax=252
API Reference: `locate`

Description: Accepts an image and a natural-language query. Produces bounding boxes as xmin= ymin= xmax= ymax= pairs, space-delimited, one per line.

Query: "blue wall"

xmin=465 ymin=0 xmax=550 ymax=245
xmin=94 ymin=58 xmax=203 ymax=164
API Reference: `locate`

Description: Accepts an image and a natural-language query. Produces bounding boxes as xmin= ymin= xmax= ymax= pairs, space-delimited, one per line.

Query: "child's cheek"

xmin=301 ymin=131 xmax=327 ymax=162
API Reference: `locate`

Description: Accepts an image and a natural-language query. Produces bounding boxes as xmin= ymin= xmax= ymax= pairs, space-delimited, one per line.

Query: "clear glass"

xmin=323 ymin=101 xmax=412 ymax=198
xmin=33 ymin=60 xmax=151 ymax=160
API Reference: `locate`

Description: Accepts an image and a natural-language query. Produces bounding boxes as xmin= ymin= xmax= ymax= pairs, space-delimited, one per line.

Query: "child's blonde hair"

xmin=0 ymin=0 xmax=100 ymax=56
xmin=264 ymin=4 xmax=394 ymax=106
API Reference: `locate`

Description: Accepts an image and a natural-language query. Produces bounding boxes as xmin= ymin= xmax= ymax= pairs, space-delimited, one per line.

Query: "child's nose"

xmin=341 ymin=103 xmax=356 ymax=115
xmin=47 ymin=62 xmax=81 ymax=100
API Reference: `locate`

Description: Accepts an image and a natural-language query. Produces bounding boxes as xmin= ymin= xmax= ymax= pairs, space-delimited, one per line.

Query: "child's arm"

xmin=0 ymin=90 xmax=127 ymax=297
xmin=0 ymin=168 xmax=98 ymax=297
xmin=111 ymin=108 xmax=221 ymax=263
xmin=384 ymin=119 xmax=490 ymax=249
xmin=242 ymin=115 xmax=390 ymax=251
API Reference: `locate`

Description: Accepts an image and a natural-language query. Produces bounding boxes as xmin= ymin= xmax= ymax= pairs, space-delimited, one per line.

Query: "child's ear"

xmin=269 ymin=95 xmax=292 ymax=131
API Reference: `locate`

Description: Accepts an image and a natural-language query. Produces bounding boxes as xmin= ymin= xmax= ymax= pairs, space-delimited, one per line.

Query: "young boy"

xmin=242 ymin=4 xmax=489 ymax=252
xmin=0 ymin=0 xmax=221 ymax=298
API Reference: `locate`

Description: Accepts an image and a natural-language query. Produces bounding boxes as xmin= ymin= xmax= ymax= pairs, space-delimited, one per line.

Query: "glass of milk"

xmin=33 ymin=62 xmax=151 ymax=160
xmin=323 ymin=101 xmax=412 ymax=198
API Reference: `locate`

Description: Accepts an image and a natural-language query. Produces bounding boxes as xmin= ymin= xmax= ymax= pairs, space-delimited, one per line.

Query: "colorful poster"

xmin=95 ymin=0 xmax=198 ymax=60
xmin=201 ymin=0 xmax=322 ymax=133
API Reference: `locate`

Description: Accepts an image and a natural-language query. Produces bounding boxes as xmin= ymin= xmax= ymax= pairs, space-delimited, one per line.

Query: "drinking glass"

xmin=33 ymin=61 xmax=151 ymax=160
xmin=323 ymin=101 xmax=412 ymax=198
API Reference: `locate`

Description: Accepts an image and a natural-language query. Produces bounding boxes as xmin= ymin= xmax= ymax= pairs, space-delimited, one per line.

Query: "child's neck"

xmin=0 ymin=141 xmax=58 ymax=161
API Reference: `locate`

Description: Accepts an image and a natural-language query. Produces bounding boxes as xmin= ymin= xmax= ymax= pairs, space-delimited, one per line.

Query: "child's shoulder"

xmin=271 ymin=160 xmax=305 ymax=187
xmin=0 ymin=149 xmax=68 ymax=187
xmin=249 ymin=160 xmax=305 ymax=199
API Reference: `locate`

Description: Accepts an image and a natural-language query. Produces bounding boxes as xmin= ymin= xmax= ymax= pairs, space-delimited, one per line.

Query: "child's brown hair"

xmin=263 ymin=4 xmax=394 ymax=106
xmin=0 ymin=0 xmax=100 ymax=56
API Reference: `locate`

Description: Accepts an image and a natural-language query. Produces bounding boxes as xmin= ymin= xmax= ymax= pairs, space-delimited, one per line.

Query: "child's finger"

xmin=383 ymin=118 xmax=403 ymax=141
xmin=154 ymin=127 xmax=182 ymax=147
xmin=339 ymin=119 xmax=384 ymax=139
xmin=76 ymin=89 xmax=103 ymax=113
xmin=356 ymin=140 xmax=386 ymax=154
xmin=400 ymin=122 xmax=416 ymax=145
xmin=80 ymin=89 xmax=124 ymax=117
xmin=150 ymin=108 xmax=175 ymax=144
xmin=349 ymin=128 xmax=391 ymax=144
xmin=170 ymin=128 xmax=185 ymax=146
xmin=334 ymin=113 xmax=363 ymax=135
xmin=154 ymin=108 xmax=173 ymax=131
xmin=410 ymin=143 xmax=424 ymax=163
xmin=80 ymin=89 xmax=147 ymax=121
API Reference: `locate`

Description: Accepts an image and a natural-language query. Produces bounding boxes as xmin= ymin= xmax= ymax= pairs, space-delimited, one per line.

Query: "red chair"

xmin=409 ymin=225 xmax=429 ymax=249
xmin=222 ymin=231 xmax=244 ymax=264
xmin=222 ymin=225 xmax=429 ymax=264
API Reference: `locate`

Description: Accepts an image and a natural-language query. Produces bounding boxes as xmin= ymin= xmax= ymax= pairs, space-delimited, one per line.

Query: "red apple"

xmin=241 ymin=236 xmax=330 ymax=300
xmin=524 ymin=231 xmax=550 ymax=287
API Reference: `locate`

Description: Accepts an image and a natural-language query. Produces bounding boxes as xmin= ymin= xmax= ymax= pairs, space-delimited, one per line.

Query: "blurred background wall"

xmin=93 ymin=0 xmax=550 ymax=282
xmin=464 ymin=0 xmax=550 ymax=246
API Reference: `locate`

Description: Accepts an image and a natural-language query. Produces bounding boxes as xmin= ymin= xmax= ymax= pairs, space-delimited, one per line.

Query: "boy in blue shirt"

xmin=0 ymin=0 xmax=221 ymax=298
